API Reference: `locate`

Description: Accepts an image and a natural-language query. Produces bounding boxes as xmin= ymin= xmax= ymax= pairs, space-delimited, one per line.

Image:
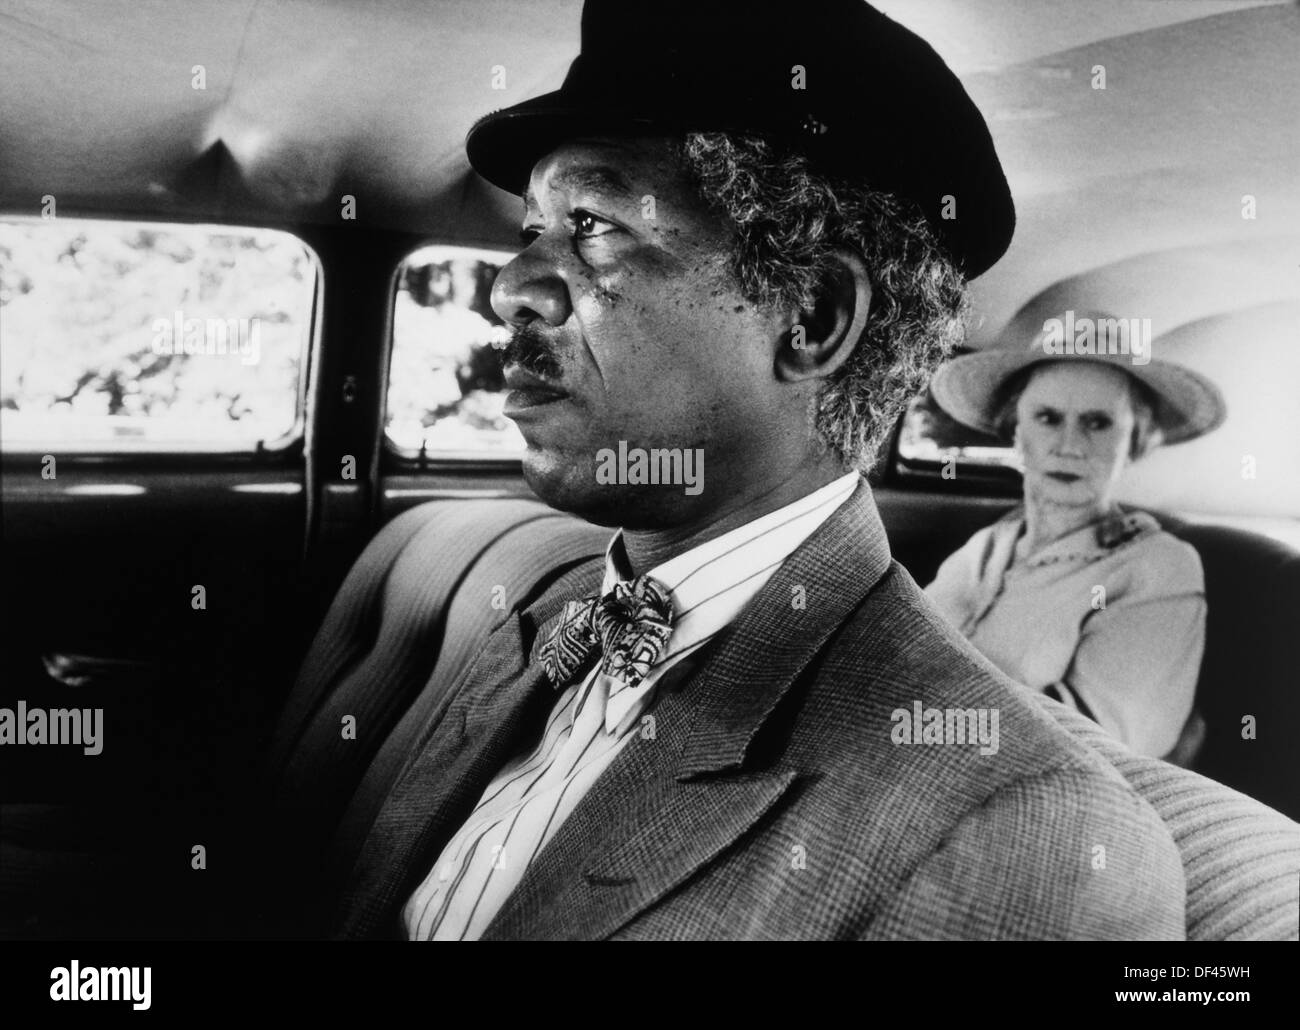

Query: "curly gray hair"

xmin=678 ymin=132 xmax=970 ymax=470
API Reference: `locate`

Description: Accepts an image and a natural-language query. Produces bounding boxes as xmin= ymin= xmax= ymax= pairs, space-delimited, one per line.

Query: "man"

xmin=332 ymin=0 xmax=1185 ymax=939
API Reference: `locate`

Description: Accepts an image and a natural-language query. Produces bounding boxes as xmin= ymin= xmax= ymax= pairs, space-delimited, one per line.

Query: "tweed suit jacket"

xmin=332 ymin=478 xmax=1186 ymax=940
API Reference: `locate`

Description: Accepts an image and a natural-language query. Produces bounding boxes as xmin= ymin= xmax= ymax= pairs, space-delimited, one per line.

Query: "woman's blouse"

xmin=924 ymin=506 xmax=1205 ymax=757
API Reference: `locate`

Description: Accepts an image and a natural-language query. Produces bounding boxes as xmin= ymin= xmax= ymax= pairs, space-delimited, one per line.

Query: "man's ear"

xmin=774 ymin=247 xmax=872 ymax=383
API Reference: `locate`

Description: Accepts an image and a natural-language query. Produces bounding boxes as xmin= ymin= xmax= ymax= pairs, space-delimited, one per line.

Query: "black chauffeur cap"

xmin=466 ymin=0 xmax=1015 ymax=279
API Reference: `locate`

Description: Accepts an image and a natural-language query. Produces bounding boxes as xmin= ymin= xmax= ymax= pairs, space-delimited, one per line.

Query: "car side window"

xmin=0 ymin=217 xmax=315 ymax=453
xmin=386 ymin=245 xmax=521 ymax=458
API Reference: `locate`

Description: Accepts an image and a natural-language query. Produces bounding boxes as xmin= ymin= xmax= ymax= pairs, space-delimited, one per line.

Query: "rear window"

xmin=0 ymin=217 xmax=315 ymax=453
xmin=386 ymin=244 xmax=522 ymax=459
xmin=894 ymin=392 xmax=1020 ymax=485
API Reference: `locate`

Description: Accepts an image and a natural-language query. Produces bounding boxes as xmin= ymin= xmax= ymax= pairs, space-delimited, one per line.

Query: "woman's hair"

xmin=990 ymin=363 xmax=1163 ymax=460
xmin=677 ymin=132 xmax=970 ymax=471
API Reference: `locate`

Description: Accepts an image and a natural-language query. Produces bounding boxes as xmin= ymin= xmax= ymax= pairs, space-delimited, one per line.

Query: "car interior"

xmin=1 ymin=0 xmax=1297 ymax=940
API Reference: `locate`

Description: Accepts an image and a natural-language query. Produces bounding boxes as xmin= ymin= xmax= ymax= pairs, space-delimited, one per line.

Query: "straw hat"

xmin=929 ymin=309 xmax=1227 ymax=444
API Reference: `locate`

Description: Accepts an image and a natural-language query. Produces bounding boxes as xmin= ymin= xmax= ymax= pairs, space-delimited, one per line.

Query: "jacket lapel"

xmin=480 ymin=653 xmax=802 ymax=940
xmin=484 ymin=478 xmax=894 ymax=940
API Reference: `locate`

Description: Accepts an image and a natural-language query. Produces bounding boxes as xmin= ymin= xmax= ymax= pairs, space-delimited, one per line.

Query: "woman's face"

xmin=1013 ymin=362 xmax=1138 ymax=510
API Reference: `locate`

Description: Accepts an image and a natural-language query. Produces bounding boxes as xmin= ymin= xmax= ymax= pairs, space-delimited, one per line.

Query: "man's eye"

xmin=1035 ymin=410 xmax=1060 ymax=426
xmin=1085 ymin=415 xmax=1113 ymax=432
xmin=517 ymin=213 xmax=614 ymax=246
xmin=571 ymin=210 xmax=614 ymax=239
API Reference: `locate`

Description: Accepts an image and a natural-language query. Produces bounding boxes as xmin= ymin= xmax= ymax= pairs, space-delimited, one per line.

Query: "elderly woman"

xmin=924 ymin=313 xmax=1227 ymax=758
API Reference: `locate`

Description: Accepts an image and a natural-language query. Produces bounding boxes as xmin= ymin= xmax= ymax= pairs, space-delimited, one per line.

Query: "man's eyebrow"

xmin=523 ymin=165 xmax=636 ymax=209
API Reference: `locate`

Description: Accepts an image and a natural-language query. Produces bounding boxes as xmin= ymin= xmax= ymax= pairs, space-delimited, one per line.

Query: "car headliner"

xmin=1 ymin=0 xmax=1297 ymax=518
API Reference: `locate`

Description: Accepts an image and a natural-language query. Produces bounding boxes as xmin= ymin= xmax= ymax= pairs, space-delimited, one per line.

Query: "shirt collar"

xmin=601 ymin=472 xmax=860 ymax=602
xmin=594 ymin=471 xmax=860 ymax=733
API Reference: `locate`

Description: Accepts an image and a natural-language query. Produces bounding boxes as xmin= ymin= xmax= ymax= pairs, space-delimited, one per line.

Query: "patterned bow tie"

xmin=537 ymin=575 xmax=674 ymax=691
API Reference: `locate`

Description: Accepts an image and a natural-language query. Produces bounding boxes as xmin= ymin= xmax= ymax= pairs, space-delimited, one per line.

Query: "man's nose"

xmin=1056 ymin=420 xmax=1087 ymax=456
xmin=491 ymin=246 xmax=571 ymax=328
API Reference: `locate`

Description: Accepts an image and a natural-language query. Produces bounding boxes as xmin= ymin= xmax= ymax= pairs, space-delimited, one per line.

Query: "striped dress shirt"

xmin=402 ymin=471 xmax=859 ymax=940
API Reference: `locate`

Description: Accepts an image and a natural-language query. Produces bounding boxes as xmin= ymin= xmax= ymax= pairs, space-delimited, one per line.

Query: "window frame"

xmin=0 ymin=212 xmax=321 ymax=467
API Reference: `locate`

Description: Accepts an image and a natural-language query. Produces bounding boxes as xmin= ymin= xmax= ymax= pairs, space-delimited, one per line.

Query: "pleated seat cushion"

xmin=1041 ymin=696 xmax=1299 ymax=940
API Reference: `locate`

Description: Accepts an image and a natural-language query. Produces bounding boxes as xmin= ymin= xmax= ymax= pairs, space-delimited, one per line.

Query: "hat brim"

xmin=929 ymin=350 xmax=1227 ymax=445
xmin=467 ymin=94 xmax=689 ymax=197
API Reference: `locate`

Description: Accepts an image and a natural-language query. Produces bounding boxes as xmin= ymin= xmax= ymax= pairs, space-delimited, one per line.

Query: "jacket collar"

xmin=673 ymin=474 xmax=891 ymax=777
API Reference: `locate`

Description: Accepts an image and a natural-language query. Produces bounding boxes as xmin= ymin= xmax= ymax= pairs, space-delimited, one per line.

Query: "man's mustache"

xmin=501 ymin=324 xmax=564 ymax=381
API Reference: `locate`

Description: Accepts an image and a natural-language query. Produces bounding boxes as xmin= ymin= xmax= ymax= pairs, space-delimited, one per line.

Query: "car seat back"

xmin=261 ymin=499 xmax=606 ymax=932
xmin=1150 ymin=514 xmax=1300 ymax=821
xmin=1041 ymin=697 xmax=1299 ymax=940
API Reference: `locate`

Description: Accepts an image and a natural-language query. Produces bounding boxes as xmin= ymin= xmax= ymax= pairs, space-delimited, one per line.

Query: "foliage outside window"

xmin=386 ymin=245 xmax=521 ymax=457
xmin=0 ymin=217 xmax=314 ymax=452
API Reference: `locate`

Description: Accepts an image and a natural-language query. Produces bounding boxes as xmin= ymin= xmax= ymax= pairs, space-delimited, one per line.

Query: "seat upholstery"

xmin=266 ymin=498 xmax=563 ymax=847
xmin=258 ymin=498 xmax=608 ymax=932
xmin=269 ymin=497 xmax=1300 ymax=940
xmin=1039 ymin=697 xmax=1299 ymax=941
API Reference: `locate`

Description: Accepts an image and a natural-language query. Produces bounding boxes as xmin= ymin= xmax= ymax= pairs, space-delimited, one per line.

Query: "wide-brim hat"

xmin=929 ymin=310 xmax=1228 ymax=445
xmin=466 ymin=0 xmax=1015 ymax=280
